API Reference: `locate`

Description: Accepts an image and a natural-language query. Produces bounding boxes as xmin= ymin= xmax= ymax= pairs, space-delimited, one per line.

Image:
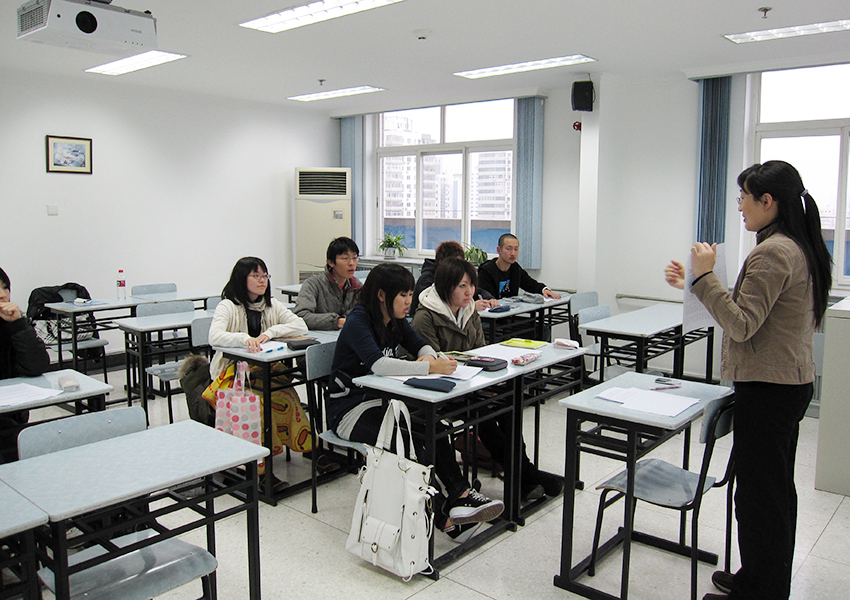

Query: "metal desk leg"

xmin=507 ymin=375 xmax=523 ymax=524
xmin=246 ymin=461 xmax=261 ymax=600
xmin=705 ymin=328 xmax=714 ymax=382
xmin=673 ymin=326 xmax=685 ymax=379
xmin=260 ymin=363 xmax=276 ymax=506
xmin=554 ymin=410 xmax=580 ymax=588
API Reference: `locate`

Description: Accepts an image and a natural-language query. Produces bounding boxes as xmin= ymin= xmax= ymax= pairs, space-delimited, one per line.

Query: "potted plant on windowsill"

xmin=464 ymin=243 xmax=489 ymax=267
xmin=378 ymin=232 xmax=407 ymax=259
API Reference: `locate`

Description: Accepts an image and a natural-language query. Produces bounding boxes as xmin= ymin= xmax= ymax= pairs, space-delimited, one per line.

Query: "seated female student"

xmin=294 ymin=236 xmax=361 ymax=330
xmin=1 ymin=267 xmax=50 ymax=462
xmin=411 ymin=257 xmax=563 ymax=501
xmin=325 ymin=262 xmax=504 ymax=532
xmin=205 ymin=257 xmax=310 ymax=488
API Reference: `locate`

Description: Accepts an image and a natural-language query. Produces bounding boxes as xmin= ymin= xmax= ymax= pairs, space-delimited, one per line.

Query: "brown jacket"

xmin=693 ymin=223 xmax=815 ymax=384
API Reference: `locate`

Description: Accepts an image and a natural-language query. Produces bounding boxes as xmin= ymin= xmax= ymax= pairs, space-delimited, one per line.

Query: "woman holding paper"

xmin=205 ymin=257 xmax=310 ymax=481
xmin=413 ymin=257 xmax=563 ymax=501
xmin=327 ymin=262 xmax=504 ymax=535
xmin=664 ymin=161 xmax=831 ymax=600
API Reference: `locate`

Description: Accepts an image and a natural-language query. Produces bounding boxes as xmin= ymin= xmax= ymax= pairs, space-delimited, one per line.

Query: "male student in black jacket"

xmin=477 ymin=234 xmax=561 ymax=300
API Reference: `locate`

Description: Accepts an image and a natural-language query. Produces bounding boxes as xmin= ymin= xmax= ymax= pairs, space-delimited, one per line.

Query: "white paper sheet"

xmin=386 ymin=365 xmax=483 ymax=382
xmin=683 ymin=243 xmax=727 ymax=333
xmin=466 ymin=345 xmax=530 ymax=361
xmin=0 ymin=383 xmax=62 ymax=408
xmin=259 ymin=341 xmax=287 ymax=353
xmin=595 ymin=386 xmax=699 ymax=417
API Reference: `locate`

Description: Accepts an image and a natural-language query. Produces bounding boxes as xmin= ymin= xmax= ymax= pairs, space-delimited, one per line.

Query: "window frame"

xmin=750 ymin=72 xmax=850 ymax=289
xmin=375 ymin=103 xmax=516 ymax=259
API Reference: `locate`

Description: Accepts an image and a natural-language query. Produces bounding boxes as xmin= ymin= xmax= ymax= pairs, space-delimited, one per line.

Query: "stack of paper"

xmin=0 ymin=383 xmax=62 ymax=408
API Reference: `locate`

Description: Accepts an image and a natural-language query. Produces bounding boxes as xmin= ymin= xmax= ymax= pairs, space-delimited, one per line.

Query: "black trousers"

xmin=729 ymin=381 xmax=812 ymax=600
xmin=348 ymin=404 xmax=469 ymax=500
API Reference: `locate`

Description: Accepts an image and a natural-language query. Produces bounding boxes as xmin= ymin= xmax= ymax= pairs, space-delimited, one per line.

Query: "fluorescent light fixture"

xmin=454 ymin=54 xmax=596 ymax=79
xmin=288 ymin=85 xmax=384 ymax=102
xmin=85 ymin=51 xmax=187 ymax=76
xmin=725 ymin=19 xmax=850 ymax=43
xmin=240 ymin=0 xmax=406 ymax=33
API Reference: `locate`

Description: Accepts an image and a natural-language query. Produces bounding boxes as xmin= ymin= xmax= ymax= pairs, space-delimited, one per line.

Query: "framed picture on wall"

xmin=46 ymin=135 xmax=92 ymax=174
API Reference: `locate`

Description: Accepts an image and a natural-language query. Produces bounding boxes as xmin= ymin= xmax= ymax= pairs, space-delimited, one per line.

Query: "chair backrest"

xmin=58 ymin=288 xmax=77 ymax=302
xmin=205 ymin=296 xmax=222 ymax=311
xmin=191 ymin=316 xmax=213 ymax=348
xmin=131 ymin=283 xmax=177 ymax=295
xmin=18 ymin=407 xmax=146 ymax=459
xmin=135 ymin=300 xmax=194 ymax=318
xmin=699 ymin=393 xmax=735 ymax=444
xmin=305 ymin=341 xmax=337 ymax=382
xmin=577 ymin=305 xmax=610 ymax=326
xmin=569 ymin=291 xmax=599 ymax=338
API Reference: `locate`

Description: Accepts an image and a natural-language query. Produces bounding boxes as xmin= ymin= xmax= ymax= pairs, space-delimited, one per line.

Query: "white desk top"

xmin=214 ymin=330 xmax=340 ymax=363
xmin=579 ymin=303 xmax=683 ymax=337
xmin=0 ymin=420 xmax=268 ymax=522
xmin=115 ymin=309 xmax=215 ymax=333
xmin=45 ymin=298 xmax=143 ymax=314
xmin=479 ymin=294 xmax=571 ymax=321
xmin=0 ymin=369 xmax=113 ymax=414
xmin=0 ymin=480 xmax=48 ymax=538
xmin=276 ymin=284 xmax=302 ymax=294
xmin=559 ymin=371 xmax=731 ymax=430
xmin=353 ymin=343 xmax=585 ymax=404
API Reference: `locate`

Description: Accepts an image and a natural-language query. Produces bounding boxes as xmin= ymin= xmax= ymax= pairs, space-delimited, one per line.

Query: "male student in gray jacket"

xmin=294 ymin=237 xmax=362 ymax=330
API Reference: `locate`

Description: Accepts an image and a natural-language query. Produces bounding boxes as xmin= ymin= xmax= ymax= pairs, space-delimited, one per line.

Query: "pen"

xmin=651 ymin=384 xmax=682 ymax=390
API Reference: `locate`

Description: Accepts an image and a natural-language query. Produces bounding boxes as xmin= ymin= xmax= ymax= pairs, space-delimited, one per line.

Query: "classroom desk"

xmin=46 ymin=290 xmax=217 ymax=371
xmin=579 ymin=303 xmax=714 ymax=382
xmin=275 ymin=284 xmax=302 ymax=302
xmin=353 ymin=342 xmax=585 ymax=576
xmin=0 ymin=419 xmax=268 ymax=600
xmin=214 ymin=330 xmax=341 ymax=505
xmin=0 ymin=369 xmax=113 ymax=418
xmin=478 ymin=294 xmax=571 ymax=344
xmin=554 ymin=372 xmax=732 ymax=600
xmin=0 ymin=480 xmax=48 ymax=600
xmin=116 ymin=309 xmax=215 ymax=420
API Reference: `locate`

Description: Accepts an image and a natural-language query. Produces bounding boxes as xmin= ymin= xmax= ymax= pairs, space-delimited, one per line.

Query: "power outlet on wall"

xmin=47 ymin=204 xmax=59 ymax=216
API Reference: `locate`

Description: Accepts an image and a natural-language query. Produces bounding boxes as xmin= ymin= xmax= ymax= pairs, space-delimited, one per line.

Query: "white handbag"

xmin=346 ymin=400 xmax=437 ymax=580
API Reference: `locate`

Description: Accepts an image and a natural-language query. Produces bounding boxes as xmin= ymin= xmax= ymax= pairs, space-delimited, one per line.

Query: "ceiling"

xmin=3 ymin=0 xmax=850 ymax=116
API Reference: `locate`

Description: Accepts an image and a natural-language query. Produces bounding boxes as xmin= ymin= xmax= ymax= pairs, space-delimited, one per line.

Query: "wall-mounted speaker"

xmin=572 ymin=81 xmax=594 ymax=112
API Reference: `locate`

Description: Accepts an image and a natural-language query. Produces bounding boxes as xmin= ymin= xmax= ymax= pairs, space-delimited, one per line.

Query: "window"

xmin=754 ymin=64 xmax=850 ymax=285
xmin=377 ymin=99 xmax=515 ymax=255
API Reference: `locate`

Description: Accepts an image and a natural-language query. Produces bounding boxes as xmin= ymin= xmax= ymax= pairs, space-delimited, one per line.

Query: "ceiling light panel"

xmin=725 ymin=19 xmax=850 ymax=43
xmin=85 ymin=51 xmax=186 ymax=76
xmin=288 ymin=85 xmax=385 ymax=101
xmin=240 ymin=0 xmax=406 ymax=33
xmin=454 ymin=54 xmax=596 ymax=79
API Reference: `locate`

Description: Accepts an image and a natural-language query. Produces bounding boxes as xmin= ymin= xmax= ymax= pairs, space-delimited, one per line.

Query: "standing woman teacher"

xmin=665 ymin=160 xmax=831 ymax=600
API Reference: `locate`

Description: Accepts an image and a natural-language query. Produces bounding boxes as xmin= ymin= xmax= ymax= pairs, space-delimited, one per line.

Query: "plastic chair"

xmin=42 ymin=287 xmax=110 ymax=382
xmin=588 ymin=393 xmax=736 ymax=600
xmin=576 ymin=305 xmax=638 ymax=383
xmin=568 ymin=291 xmax=598 ymax=340
xmin=135 ymin=300 xmax=194 ymax=318
xmin=131 ymin=283 xmax=177 ymax=295
xmin=305 ymin=341 xmax=369 ymax=513
xmin=145 ymin=317 xmax=213 ymax=423
xmin=205 ymin=296 xmax=222 ymax=311
xmin=17 ymin=407 xmax=217 ymax=600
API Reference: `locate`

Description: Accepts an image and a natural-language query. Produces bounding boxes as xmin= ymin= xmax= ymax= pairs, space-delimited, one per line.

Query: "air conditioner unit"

xmin=296 ymin=167 xmax=351 ymax=201
xmin=17 ymin=0 xmax=157 ymax=56
xmin=294 ymin=168 xmax=352 ymax=276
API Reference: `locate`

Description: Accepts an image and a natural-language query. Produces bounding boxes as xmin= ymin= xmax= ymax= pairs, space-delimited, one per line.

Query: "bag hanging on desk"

xmin=346 ymin=400 xmax=437 ymax=580
xmin=214 ymin=361 xmax=263 ymax=468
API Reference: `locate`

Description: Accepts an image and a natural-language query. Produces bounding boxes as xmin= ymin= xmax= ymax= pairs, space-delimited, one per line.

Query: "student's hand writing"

xmin=691 ymin=243 xmax=717 ymax=278
xmin=664 ymin=260 xmax=686 ymax=290
xmin=543 ymin=289 xmax=561 ymax=300
xmin=475 ymin=298 xmax=500 ymax=311
xmin=245 ymin=334 xmax=270 ymax=352
xmin=428 ymin=357 xmax=457 ymax=375
xmin=0 ymin=302 xmax=22 ymax=322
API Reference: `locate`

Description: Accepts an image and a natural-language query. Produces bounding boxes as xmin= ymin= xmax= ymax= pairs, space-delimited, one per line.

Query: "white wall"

xmin=1 ymin=70 xmax=339 ymax=311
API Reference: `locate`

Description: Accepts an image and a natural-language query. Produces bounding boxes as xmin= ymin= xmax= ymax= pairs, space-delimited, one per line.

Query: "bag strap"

xmin=234 ymin=361 xmax=248 ymax=392
xmin=375 ymin=400 xmax=417 ymax=462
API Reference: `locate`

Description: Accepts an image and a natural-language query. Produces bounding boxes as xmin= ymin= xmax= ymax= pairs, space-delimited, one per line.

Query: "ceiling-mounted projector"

xmin=17 ymin=0 xmax=157 ymax=55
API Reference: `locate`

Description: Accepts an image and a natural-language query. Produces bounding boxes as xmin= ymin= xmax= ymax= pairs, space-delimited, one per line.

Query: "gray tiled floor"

xmin=31 ymin=368 xmax=850 ymax=600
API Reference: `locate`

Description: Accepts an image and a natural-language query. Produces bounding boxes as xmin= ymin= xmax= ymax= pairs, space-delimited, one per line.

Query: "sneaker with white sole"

xmin=448 ymin=488 xmax=504 ymax=525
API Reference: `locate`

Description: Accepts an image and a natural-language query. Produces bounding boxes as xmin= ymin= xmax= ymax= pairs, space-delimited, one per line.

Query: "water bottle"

xmin=117 ymin=269 xmax=126 ymax=300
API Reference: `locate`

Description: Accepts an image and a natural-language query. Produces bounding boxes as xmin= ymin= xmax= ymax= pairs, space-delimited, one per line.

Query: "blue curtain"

xmin=696 ymin=77 xmax=731 ymax=244
xmin=515 ymin=96 xmax=545 ymax=269
xmin=340 ymin=115 xmax=364 ymax=248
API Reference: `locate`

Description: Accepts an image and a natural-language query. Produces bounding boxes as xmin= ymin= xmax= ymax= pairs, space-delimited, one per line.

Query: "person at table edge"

xmin=293 ymin=237 xmax=361 ymax=330
xmin=477 ymin=233 xmax=561 ymax=300
xmin=411 ymin=240 xmax=499 ymax=316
